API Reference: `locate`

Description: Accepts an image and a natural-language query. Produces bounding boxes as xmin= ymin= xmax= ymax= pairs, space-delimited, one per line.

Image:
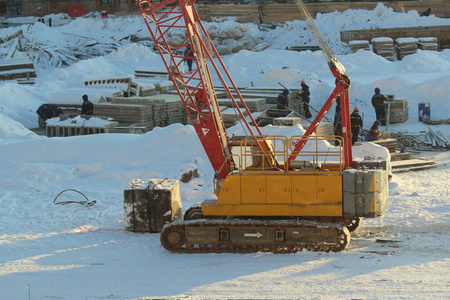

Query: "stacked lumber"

xmin=395 ymin=38 xmax=418 ymax=60
xmin=94 ymin=102 xmax=155 ymax=130
xmin=349 ymin=40 xmax=370 ymax=53
xmin=0 ymin=57 xmax=36 ymax=81
xmin=417 ymin=37 xmax=439 ymax=51
xmin=217 ymin=98 xmax=267 ymax=112
xmin=385 ymin=97 xmax=409 ymax=124
xmin=371 ymin=37 xmax=395 ymax=61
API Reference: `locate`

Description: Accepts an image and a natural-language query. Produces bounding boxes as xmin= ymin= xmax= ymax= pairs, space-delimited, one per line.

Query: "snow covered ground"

xmin=0 ymin=4 xmax=449 ymax=299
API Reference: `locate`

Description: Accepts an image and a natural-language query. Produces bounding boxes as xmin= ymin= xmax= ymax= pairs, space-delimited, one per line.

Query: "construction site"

xmin=0 ymin=0 xmax=449 ymax=298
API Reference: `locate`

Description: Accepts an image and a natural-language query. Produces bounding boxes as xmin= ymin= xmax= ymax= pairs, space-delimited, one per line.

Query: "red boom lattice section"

xmin=137 ymin=0 xmax=267 ymax=180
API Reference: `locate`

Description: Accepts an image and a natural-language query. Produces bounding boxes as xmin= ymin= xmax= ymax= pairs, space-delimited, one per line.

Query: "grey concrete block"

xmin=124 ymin=178 xmax=182 ymax=233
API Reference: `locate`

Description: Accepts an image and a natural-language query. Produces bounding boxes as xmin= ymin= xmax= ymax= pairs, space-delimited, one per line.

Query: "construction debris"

xmin=0 ymin=26 xmax=152 ymax=69
xmin=391 ymin=127 xmax=450 ymax=151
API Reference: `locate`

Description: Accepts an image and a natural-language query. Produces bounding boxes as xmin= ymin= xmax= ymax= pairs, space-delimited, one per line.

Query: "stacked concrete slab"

xmin=417 ymin=37 xmax=439 ymax=51
xmin=384 ymin=96 xmax=409 ymax=124
xmin=371 ymin=37 xmax=395 ymax=61
xmin=217 ymin=97 xmax=267 ymax=112
xmin=303 ymin=122 xmax=334 ymax=136
xmin=395 ymin=38 xmax=418 ymax=60
xmin=349 ymin=40 xmax=370 ymax=53
xmin=95 ymin=102 xmax=155 ymax=130
xmin=221 ymin=107 xmax=249 ymax=128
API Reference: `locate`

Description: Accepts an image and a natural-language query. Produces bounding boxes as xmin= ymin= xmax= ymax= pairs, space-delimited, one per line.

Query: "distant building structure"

xmin=7 ymin=0 xmax=450 ymax=19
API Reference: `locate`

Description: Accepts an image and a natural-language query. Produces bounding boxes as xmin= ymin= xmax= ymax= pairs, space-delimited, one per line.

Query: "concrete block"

xmin=124 ymin=178 xmax=182 ymax=233
xmin=342 ymin=169 xmax=389 ymax=218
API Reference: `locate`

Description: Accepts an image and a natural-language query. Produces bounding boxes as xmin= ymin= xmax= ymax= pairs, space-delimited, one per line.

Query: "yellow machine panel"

xmin=217 ymin=173 xmax=241 ymax=204
xmin=317 ymin=175 xmax=342 ymax=204
xmin=292 ymin=175 xmax=317 ymax=204
xmin=266 ymin=175 xmax=292 ymax=204
xmin=241 ymin=174 xmax=266 ymax=204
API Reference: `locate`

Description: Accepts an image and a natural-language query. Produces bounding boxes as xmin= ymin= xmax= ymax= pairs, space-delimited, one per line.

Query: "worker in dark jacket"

xmin=184 ymin=44 xmax=195 ymax=72
xmin=421 ymin=8 xmax=431 ymax=17
xmin=371 ymin=87 xmax=387 ymax=125
xmin=368 ymin=120 xmax=381 ymax=141
xmin=81 ymin=94 xmax=94 ymax=115
xmin=36 ymin=104 xmax=64 ymax=121
xmin=300 ymin=81 xmax=312 ymax=118
xmin=277 ymin=89 xmax=289 ymax=109
xmin=350 ymin=107 xmax=363 ymax=145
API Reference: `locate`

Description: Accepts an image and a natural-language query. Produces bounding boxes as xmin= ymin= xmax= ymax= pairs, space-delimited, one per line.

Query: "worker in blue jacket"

xmin=36 ymin=104 xmax=64 ymax=121
xmin=277 ymin=89 xmax=289 ymax=109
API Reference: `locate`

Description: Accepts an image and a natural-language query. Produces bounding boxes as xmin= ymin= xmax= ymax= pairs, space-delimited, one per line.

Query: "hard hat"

xmin=301 ymin=81 xmax=305 ymax=85
xmin=354 ymin=107 xmax=359 ymax=112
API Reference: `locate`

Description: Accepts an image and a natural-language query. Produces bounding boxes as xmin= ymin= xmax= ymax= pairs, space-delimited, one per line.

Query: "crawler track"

xmin=160 ymin=219 xmax=350 ymax=253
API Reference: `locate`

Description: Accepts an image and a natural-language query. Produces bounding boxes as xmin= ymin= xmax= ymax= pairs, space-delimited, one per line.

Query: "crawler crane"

xmin=136 ymin=0 xmax=388 ymax=253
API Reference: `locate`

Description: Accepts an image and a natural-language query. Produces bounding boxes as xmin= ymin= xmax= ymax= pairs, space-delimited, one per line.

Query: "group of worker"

xmin=277 ymin=82 xmax=386 ymax=145
xmin=36 ymin=94 xmax=94 ymax=126
xmin=277 ymin=81 xmax=312 ymax=118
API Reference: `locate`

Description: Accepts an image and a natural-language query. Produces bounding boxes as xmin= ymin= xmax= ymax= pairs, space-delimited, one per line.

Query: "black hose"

xmin=53 ymin=189 xmax=96 ymax=208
